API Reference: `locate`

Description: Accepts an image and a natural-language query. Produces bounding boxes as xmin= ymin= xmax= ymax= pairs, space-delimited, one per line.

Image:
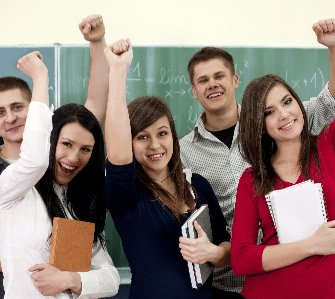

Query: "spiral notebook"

xmin=265 ymin=180 xmax=327 ymax=244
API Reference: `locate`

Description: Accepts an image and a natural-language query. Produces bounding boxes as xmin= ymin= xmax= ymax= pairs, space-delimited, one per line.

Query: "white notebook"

xmin=265 ymin=180 xmax=327 ymax=244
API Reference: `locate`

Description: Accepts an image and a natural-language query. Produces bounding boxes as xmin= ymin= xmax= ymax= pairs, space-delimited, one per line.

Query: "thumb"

xmin=194 ymin=221 xmax=206 ymax=238
xmin=28 ymin=264 xmax=46 ymax=272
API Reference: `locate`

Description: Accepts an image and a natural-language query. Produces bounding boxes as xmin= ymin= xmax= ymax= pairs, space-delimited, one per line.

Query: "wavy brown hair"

xmin=238 ymin=74 xmax=321 ymax=195
xmin=128 ymin=96 xmax=196 ymax=222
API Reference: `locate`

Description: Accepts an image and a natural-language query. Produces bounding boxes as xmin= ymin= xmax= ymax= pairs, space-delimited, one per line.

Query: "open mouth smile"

xmin=59 ymin=162 xmax=76 ymax=175
xmin=148 ymin=153 xmax=164 ymax=161
xmin=207 ymin=92 xmax=224 ymax=99
xmin=280 ymin=120 xmax=296 ymax=130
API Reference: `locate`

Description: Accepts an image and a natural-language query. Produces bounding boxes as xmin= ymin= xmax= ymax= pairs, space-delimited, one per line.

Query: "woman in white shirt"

xmin=0 ymin=15 xmax=120 ymax=299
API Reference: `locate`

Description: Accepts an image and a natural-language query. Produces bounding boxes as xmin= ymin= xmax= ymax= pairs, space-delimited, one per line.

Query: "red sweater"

xmin=231 ymin=120 xmax=335 ymax=299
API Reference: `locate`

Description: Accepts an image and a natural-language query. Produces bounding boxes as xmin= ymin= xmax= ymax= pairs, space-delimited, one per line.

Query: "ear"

xmin=191 ymin=86 xmax=198 ymax=99
xmin=233 ymin=74 xmax=239 ymax=88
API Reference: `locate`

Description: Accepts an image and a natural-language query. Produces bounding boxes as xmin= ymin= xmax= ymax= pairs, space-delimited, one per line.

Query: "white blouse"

xmin=0 ymin=102 xmax=120 ymax=299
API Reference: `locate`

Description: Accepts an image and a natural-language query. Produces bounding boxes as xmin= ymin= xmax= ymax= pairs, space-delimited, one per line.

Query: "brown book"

xmin=49 ymin=217 xmax=95 ymax=272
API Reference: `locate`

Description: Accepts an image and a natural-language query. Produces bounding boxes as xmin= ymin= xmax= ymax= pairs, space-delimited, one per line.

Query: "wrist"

xmin=32 ymin=71 xmax=49 ymax=85
xmin=207 ymin=243 xmax=221 ymax=265
xmin=67 ymin=272 xmax=82 ymax=294
xmin=90 ymin=37 xmax=106 ymax=46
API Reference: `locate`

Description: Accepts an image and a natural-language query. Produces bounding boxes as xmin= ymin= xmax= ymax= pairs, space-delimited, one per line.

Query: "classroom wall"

xmin=0 ymin=0 xmax=334 ymax=47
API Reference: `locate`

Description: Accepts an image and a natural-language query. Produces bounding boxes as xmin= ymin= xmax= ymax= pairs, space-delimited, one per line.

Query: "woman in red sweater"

xmin=231 ymin=19 xmax=335 ymax=299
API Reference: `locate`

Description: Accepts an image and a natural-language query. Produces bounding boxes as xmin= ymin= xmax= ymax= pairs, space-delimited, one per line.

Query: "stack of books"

xmin=181 ymin=205 xmax=214 ymax=289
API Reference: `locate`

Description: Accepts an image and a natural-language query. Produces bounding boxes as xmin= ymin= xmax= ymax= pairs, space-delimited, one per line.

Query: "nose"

xmin=149 ymin=137 xmax=160 ymax=150
xmin=208 ymin=77 xmax=218 ymax=89
xmin=67 ymin=149 xmax=80 ymax=164
xmin=6 ymin=110 xmax=17 ymax=123
xmin=278 ymin=107 xmax=289 ymax=120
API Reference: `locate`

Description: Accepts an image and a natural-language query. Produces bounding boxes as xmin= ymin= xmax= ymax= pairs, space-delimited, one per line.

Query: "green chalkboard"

xmin=58 ymin=45 xmax=330 ymax=268
xmin=0 ymin=46 xmax=57 ymax=108
xmin=59 ymin=46 xmax=330 ymax=138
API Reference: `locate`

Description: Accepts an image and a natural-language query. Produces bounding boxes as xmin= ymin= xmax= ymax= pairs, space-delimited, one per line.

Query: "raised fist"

xmin=79 ymin=14 xmax=105 ymax=43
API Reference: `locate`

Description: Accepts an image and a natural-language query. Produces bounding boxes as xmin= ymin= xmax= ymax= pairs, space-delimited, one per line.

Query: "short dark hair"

xmin=36 ymin=104 xmax=106 ymax=246
xmin=187 ymin=47 xmax=235 ymax=85
xmin=0 ymin=76 xmax=32 ymax=101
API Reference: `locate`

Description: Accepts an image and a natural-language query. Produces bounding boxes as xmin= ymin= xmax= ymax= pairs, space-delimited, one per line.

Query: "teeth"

xmin=149 ymin=153 xmax=163 ymax=158
xmin=281 ymin=120 xmax=295 ymax=129
xmin=208 ymin=92 xmax=223 ymax=99
xmin=60 ymin=162 xmax=75 ymax=170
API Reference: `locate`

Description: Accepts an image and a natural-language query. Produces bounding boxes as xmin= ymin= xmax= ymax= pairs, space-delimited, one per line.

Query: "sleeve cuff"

xmin=23 ymin=101 xmax=53 ymax=135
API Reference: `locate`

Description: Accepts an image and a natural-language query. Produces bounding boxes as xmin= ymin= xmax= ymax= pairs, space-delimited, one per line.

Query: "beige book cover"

xmin=49 ymin=217 xmax=95 ymax=272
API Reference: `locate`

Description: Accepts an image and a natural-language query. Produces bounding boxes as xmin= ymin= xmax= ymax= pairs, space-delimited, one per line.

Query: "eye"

xmin=159 ymin=131 xmax=167 ymax=137
xmin=199 ymin=78 xmax=208 ymax=83
xmin=14 ymin=105 xmax=23 ymax=110
xmin=264 ymin=110 xmax=274 ymax=117
xmin=216 ymin=74 xmax=224 ymax=79
xmin=137 ymin=135 xmax=147 ymax=141
xmin=82 ymin=147 xmax=92 ymax=153
xmin=283 ymin=98 xmax=293 ymax=105
xmin=0 ymin=110 xmax=3 ymax=116
xmin=62 ymin=142 xmax=71 ymax=147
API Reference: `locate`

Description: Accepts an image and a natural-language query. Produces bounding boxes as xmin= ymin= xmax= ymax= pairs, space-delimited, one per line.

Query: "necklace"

xmin=158 ymin=176 xmax=170 ymax=184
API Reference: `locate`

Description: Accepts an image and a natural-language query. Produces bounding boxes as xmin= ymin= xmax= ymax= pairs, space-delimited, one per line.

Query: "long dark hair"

xmin=36 ymin=104 xmax=106 ymax=245
xmin=128 ymin=96 xmax=196 ymax=222
xmin=238 ymin=74 xmax=321 ymax=195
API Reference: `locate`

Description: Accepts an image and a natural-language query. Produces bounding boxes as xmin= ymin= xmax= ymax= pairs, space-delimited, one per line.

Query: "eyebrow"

xmin=138 ymin=125 xmax=169 ymax=134
xmin=264 ymin=94 xmax=291 ymax=110
xmin=196 ymin=71 xmax=224 ymax=82
xmin=60 ymin=137 xmax=94 ymax=148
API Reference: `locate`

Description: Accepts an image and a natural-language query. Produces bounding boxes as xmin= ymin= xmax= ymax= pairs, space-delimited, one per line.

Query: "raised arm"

xmin=313 ymin=18 xmax=335 ymax=98
xmin=17 ymin=51 xmax=49 ymax=106
xmin=0 ymin=52 xmax=52 ymax=207
xmin=79 ymin=14 xmax=109 ymax=125
xmin=104 ymin=39 xmax=133 ymax=165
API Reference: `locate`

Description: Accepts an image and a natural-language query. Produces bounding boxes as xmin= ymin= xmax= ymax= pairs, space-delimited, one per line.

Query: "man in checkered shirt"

xmin=180 ymin=45 xmax=335 ymax=298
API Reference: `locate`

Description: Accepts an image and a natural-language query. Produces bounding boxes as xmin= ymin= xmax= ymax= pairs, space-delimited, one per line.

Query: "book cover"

xmin=187 ymin=205 xmax=214 ymax=285
xmin=265 ymin=180 xmax=327 ymax=244
xmin=49 ymin=217 xmax=95 ymax=272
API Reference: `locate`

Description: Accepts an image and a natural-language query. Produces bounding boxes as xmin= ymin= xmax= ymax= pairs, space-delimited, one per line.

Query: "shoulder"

xmin=179 ymin=129 xmax=195 ymax=146
xmin=190 ymin=172 xmax=211 ymax=189
xmin=238 ymin=167 xmax=256 ymax=189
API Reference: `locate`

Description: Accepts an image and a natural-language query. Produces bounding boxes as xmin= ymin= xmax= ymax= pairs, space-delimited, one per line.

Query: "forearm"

xmin=262 ymin=238 xmax=313 ymax=272
xmin=85 ymin=38 xmax=109 ymax=125
xmin=328 ymin=46 xmax=335 ymax=98
xmin=105 ymin=69 xmax=133 ymax=164
xmin=31 ymin=72 xmax=49 ymax=106
xmin=208 ymin=241 xmax=231 ymax=268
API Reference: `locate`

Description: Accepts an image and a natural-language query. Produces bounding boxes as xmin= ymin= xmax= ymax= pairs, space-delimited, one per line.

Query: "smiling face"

xmin=0 ymin=88 xmax=29 ymax=145
xmin=53 ymin=122 xmax=95 ymax=185
xmin=191 ymin=58 xmax=239 ymax=115
xmin=132 ymin=115 xmax=173 ymax=181
xmin=264 ymin=84 xmax=304 ymax=146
